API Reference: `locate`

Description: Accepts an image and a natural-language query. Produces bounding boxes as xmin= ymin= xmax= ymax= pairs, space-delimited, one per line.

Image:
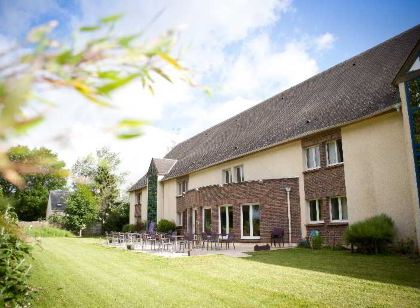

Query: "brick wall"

xmin=176 ymin=178 xmax=301 ymax=243
xmin=302 ymin=129 xmax=348 ymax=245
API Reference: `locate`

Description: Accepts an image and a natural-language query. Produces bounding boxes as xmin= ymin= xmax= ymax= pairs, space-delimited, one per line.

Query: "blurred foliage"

xmin=0 ymin=146 xmax=67 ymax=221
xmin=0 ymin=15 xmax=191 ymax=187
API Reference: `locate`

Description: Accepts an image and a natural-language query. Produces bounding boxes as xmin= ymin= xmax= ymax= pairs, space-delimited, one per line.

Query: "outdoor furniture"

xmin=201 ymin=232 xmax=210 ymax=250
xmin=208 ymin=233 xmax=220 ymax=250
xmin=179 ymin=233 xmax=195 ymax=252
xmin=219 ymin=233 xmax=235 ymax=250
xmin=271 ymin=227 xmax=285 ymax=247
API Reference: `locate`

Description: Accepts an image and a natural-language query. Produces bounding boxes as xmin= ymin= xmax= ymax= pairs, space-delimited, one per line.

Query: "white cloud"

xmin=3 ymin=1 xmax=336 ymax=187
xmin=315 ymin=32 xmax=335 ymax=51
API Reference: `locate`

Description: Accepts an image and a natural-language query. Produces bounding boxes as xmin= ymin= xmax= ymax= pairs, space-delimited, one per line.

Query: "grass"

xmin=30 ymin=238 xmax=420 ymax=307
xmin=25 ymin=226 xmax=74 ymax=238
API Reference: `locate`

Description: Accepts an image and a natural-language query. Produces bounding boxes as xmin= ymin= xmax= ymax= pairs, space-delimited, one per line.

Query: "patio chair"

xmin=219 ymin=233 xmax=235 ymax=250
xmin=179 ymin=233 xmax=195 ymax=252
xmin=208 ymin=233 xmax=220 ymax=250
xmin=271 ymin=227 xmax=285 ymax=247
xmin=201 ymin=232 xmax=210 ymax=250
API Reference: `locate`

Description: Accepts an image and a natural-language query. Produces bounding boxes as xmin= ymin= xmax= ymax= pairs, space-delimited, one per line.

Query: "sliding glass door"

xmin=219 ymin=205 xmax=233 ymax=235
xmin=241 ymin=204 xmax=260 ymax=239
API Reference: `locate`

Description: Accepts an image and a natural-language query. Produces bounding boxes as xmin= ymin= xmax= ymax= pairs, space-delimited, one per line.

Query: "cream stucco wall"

xmin=342 ymin=111 xmax=416 ymax=239
xmin=128 ymin=187 xmax=148 ymax=225
xmin=161 ymin=179 xmax=178 ymax=223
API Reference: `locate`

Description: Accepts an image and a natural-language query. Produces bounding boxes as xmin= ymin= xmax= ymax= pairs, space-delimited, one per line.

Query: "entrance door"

xmin=219 ymin=205 xmax=233 ymax=235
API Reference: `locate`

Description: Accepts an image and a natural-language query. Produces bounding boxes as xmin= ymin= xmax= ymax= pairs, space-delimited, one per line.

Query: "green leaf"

xmin=116 ymin=132 xmax=143 ymax=139
xmin=117 ymin=119 xmax=148 ymax=128
xmin=97 ymin=73 xmax=140 ymax=95
xmin=97 ymin=71 xmax=120 ymax=81
xmin=80 ymin=26 xmax=101 ymax=32
xmin=157 ymin=53 xmax=182 ymax=70
xmin=14 ymin=116 xmax=44 ymax=133
xmin=100 ymin=14 xmax=123 ymax=24
xmin=55 ymin=50 xmax=82 ymax=65
xmin=118 ymin=34 xmax=140 ymax=48
xmin=151 ymin=67 xmax=172 ymax=82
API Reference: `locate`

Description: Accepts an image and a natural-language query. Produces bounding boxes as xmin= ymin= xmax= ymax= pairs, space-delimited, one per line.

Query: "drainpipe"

xmin=285 ymin=187 xmax=292 ymax=245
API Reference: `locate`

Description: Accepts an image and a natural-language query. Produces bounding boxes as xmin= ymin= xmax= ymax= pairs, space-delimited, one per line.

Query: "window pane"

xmin=306 ymin=148 xmax=313 ymax=169
xmin=228 ymin=206 xmax=233 ymax=234
xmin=315 ymin=146 xmax=320 ymax=167
xmin=309 ymin=200 xmax=317 ymax=221
xmin=242 ymin=205 xmax=250 ymax=236
xmin=331 ymin=198 xmax=340 ymax=220
xmin=327 ymin=142 xmax=337 ymax=164
xmin=204 ymin=209 xmax=212 ymax=233
xmin=220 ymin=206 xmax=227 ymax=234
xmin=252 ymin=205 xmax=260 ymax=236
xmin=341 ymin=197 xmax=348 ymax=220
xmin=337 ymin=139 xmax=343 ymax=162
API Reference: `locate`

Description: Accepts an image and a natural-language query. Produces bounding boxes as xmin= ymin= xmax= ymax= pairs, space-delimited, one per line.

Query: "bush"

xmin=102 ymin=202 xmax=129 ymax=233
xmin=344 ymin=214 xmax=395 ymax=254
xmin=297 ymin=238 xmax=310 ymax=248
xmin=156 ymin=219 xmax=176 ymax=233
xmin=47 ymin=213 xmax=66 ymax=228
xmin=25 ymin=225 xmax=74 ymax=237
xmin=121 ymin=222 xmax=146 ymax=233
xmin=396 ymin=238 xmax=416 ymax=256
xmin=311 ymin=234 xmax=323 ymax=249
xmin=0 ymin=198 xmax=34 ymax=307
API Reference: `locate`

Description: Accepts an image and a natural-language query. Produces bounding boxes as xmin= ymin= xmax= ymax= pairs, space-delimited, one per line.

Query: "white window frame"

xmin=176 ymin=212 xmax=183 ymax=226
xmin=329 ymin=196 xmax=348 ymax=222
xmin=176 ymin=179 xmax=188 ymax=196
xmin=222 ymin=168 xmax=232 ymax=184
xmin=218 ymin=205 xmax=233 ymax=235
xmin=307 ymin=200 xmax=323 ymax=223
xmin=233 ymin=165 xmax=244 ymax=183
xmin=240 ymin=203 xmax=261 ymax=239
xmin=202 ymin=206 xmax=212 ymax=233
xmin=326 ymin=139 xmax=344 ymax=166
xmin=305 ymin=145 xmax=320 ymax=170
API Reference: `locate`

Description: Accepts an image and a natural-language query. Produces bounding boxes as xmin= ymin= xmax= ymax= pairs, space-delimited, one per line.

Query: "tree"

xmin=72 ymin=148 xmax=126 ymax=230
xmin=64 ymin=184 xmax=98 ymax=237
xmin=0 ymin=146 xmax=67 ymax=221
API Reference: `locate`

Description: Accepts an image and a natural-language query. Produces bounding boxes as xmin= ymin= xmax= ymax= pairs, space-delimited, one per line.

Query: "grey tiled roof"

xmin=158 ymin=25 xmax=419 ymax=180
xmin=128 ymin=174 xmax=147 ymax=192
xmin=49 ymin=190 xmax=68 ymax=211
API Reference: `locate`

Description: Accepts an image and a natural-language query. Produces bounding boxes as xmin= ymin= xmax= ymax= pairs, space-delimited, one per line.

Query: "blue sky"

xmin=0 ymin=0 xmax=419 ymax=185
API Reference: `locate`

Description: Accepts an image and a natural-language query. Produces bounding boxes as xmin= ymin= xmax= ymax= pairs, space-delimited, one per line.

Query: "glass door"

xmin=241 ymin=204 xmax=260 ymax=239
xmin=203 ymin=207 xmax=212 ymax=233
xmin=219 ymin=205 xmax=233 ymax=235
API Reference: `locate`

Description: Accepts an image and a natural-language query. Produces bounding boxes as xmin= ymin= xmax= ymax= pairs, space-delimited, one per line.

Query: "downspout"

xmin=285 ymin=187 xmax=292 ymax=245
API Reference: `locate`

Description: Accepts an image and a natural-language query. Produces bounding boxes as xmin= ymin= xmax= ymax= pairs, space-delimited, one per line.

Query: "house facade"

xmin=129 ymin=25 xmax=420 ymax=247
xmin=46 ymin=190 xmax=68 ymax=218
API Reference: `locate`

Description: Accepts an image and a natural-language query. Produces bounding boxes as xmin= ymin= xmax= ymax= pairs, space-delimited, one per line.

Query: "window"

xmin=176 ymin=212 xmax=183 ymax=226
xmin=219 ymin=205 xmax=233 ymax=235
xmin=203 ymin=207 xmax=212 ymax=233
xmin=308 ymin=200 xmax=322 ymax=222
xmin=177 ymin=179 xmax=188 ymax=196
xmin=233 ymin=165 xmax=244 ymax=183
xmin=241 ymin=204 xmax=260 ymax=239
xmin=326 ymin=139 xmax=344 ymax=165
xmin=305 ymin=146 xmax=320 ymax=169
xmin=330 ymin=197 xmax=348 ymax=222
xmin=136 ymin=192 xmax=142 ymax=204
xmin=222 ymin=169 xmax=232 ymax=184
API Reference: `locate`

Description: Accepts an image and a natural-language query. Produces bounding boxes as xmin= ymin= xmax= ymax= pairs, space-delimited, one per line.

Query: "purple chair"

xmin=271 ymin=228 xmax=285 ymax=247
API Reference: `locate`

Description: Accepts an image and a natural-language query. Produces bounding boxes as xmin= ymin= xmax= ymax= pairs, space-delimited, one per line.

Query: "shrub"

xmin=297 ymin=238 xmax=310 ymax=248
xmin=396 ymin=238 xmax=416 ymax=256
xmin=47 ymin=213 xmax=66 ymax=228
xmin=0 ymin=198 xmax=34 ymax=307
xmin=311 ymin=234 xmax=323 ymax=249
xmin=122 ymin=224 xmax=136 ymax=233
xmin=344 ymin=214 xmax=395 ymax=254
xmin=25 ymin=225 xmax=74 ymax=237
xmin=157 ymin=219 xmax=176 ymax=233
xmin=102 ymin=202 xmax=129 ymax=233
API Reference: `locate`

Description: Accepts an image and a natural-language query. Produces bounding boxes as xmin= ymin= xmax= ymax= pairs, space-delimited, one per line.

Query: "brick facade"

xmin=302 ymin=129 xmax=348 ymax=245
xmin=176 ymin=178 xmax=301 ymax=243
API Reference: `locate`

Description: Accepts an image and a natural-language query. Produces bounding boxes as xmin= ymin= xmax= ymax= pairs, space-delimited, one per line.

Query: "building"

xmin=129 ymin=25 xmax=420 ymax=247
xmin=46 ymin=190 xmax=68 ymax=218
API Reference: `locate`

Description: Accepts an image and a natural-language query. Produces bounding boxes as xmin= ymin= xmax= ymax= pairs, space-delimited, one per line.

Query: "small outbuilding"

xmin=46 ymin=190 xmax=68 ymax=218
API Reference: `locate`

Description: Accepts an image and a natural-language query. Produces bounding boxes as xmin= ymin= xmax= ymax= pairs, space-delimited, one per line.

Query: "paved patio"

xmin=106 ymin=241 xmax=296 ymax=258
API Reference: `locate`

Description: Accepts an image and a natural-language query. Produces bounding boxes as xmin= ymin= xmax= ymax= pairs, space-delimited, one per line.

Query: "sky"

xmin=0 ymin=0 xmax=419 ymax=188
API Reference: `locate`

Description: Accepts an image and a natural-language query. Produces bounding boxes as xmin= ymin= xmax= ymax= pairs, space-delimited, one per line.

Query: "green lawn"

xmin=30 ymin=238 xmax=420 ymax=307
